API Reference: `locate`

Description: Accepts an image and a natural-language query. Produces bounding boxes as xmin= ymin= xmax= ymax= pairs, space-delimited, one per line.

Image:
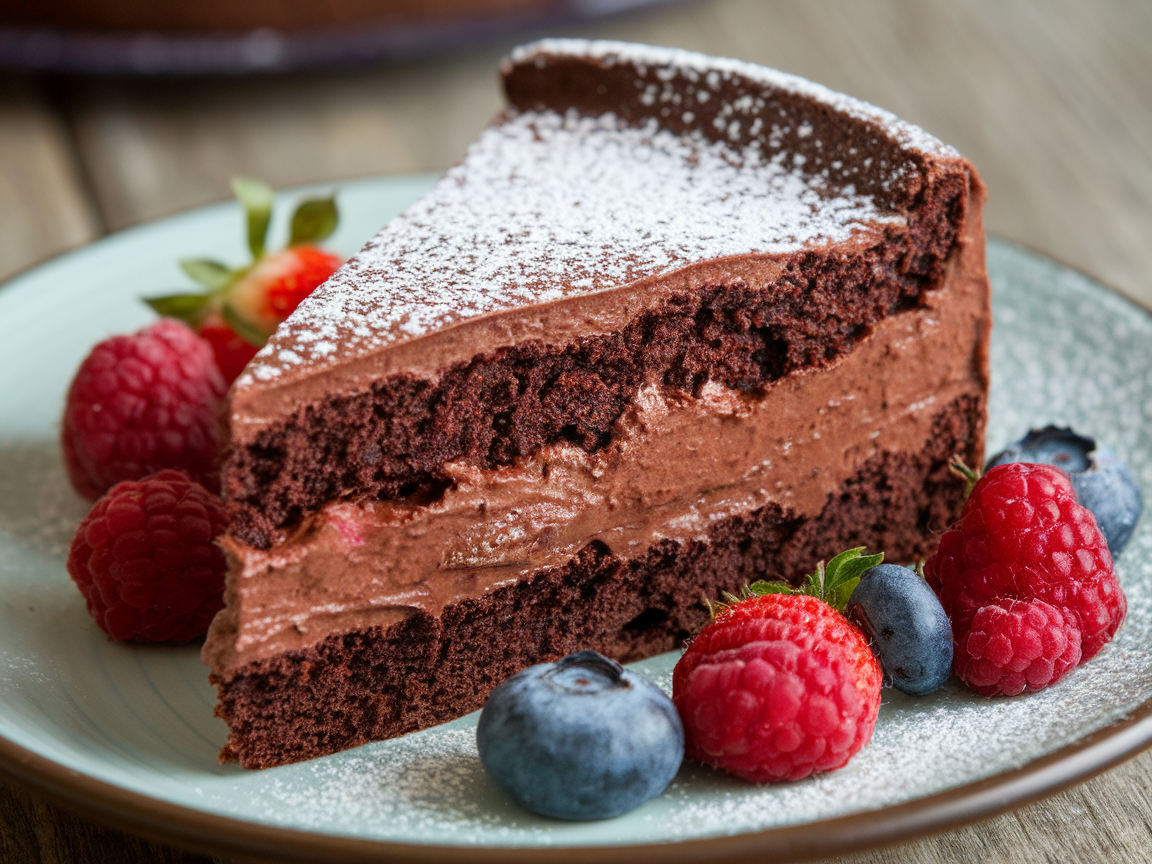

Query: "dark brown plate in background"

xmin=0 ymin=0 xmax=680 ymax=75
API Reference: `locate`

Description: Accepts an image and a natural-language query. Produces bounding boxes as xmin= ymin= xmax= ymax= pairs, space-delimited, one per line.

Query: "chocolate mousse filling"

xmin=208 ymin=239 xmax=986 ymax=668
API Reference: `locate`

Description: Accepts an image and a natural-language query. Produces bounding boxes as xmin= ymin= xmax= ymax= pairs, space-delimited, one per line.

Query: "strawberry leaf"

xmin=817 ymin=547 xmax=883 ymax=611
xmin=288 ymin=194 xmax=338 ymax=246
xmin=143 ymin=292 xmax=213 ymax=324
xmin=707 ymin=546 xmax=883 ymax=618
xmin=230 ymin=176 xmax=273 ymax=261
xmin=222 ymin=302 xmax=269 ymax=348
xmin=747 ymin=580 xmax=796 ymax=596
xmin=802 ymin=560 xmax=827 ymax=598
xmin=179 ymin=258 xmax=232 ymax=291
xmin=827 ymin=577 xmax=863 ymax=612
xmin=825 ymin=547 xmax=884 ymax=590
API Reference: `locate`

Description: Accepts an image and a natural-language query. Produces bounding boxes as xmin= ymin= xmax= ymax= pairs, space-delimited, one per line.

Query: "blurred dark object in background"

xmin=0 ymin=0 xmax=677 ymax=74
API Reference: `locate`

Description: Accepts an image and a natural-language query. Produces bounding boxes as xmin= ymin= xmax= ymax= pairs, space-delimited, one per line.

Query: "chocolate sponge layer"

xmin=225 ymin=169 xmax=967 ymax=551
xmin=213 ymin=392 xmax=981 ymax=769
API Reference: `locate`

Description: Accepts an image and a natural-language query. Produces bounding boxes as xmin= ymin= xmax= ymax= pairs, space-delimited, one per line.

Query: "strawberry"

xmin=144 ymin=177 xmax=343 ymax=384
xmin=672 ymin=548 xmax=884 ymax=783
xmin=196 ymin=311 xmax=258 ymax=386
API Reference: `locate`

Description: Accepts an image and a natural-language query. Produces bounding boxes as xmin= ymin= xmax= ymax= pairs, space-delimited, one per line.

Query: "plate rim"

xmin=1 ymin=694 xmax=1150 ymax=863
xmin=2 ymin=190 xmax=1151 ymax=862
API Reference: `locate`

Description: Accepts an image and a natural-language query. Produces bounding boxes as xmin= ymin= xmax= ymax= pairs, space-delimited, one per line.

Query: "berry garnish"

xmin=66 ymin=470 xmax=230 ymax=642
xmin=144 ymin=177 xmax=343 ymax=383
xmin=477 ymin=650 xmax=683 ymax=820
xmin=196 ymin=310 xmax=259 ymax=385
xmin=957 ymin=599 xmax=1081 ymax=696
xmin=61 ymin=319 xmax=225 ymax=500
xmin=672 ymin=548 xmax=883 ymax=783
xmin=987 ymin=426 xmax=1143 ymax=555
xmin=925 ymin=462 xmax=1125 ymax=697
xmin=845 ymin=563 xmax=953 ymax=696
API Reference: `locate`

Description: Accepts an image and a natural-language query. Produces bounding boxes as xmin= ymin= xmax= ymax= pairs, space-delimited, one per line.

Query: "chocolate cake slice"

xmin=204 ymin=39 xmax=991 ymax=769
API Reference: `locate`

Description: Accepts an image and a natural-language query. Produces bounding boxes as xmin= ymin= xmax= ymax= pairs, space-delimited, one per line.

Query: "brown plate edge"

xmin=0 ymin=695 xmax=1151 ymax=864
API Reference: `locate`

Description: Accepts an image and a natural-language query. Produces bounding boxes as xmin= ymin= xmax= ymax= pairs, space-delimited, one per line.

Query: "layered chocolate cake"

xmin=204 ymin=39 xmax=991 ymax=769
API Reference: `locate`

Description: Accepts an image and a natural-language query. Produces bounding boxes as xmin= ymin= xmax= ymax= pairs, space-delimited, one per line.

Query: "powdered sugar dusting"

xmin=241 ymin=107 xmax=901 ymax=387
xmin=512 ymin=39 xmax=956 ymax=159
xmin=0 ymin=441 xmax=88 ymax=560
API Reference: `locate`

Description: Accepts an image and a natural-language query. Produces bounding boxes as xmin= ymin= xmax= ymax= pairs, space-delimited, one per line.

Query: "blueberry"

xmin=987 ymin=426 xmax=1143 ymax=555
xmin=845 ymin=564 xmax=953 ymax=696
xmin=476 ymin=650 xmax=683 ymax=820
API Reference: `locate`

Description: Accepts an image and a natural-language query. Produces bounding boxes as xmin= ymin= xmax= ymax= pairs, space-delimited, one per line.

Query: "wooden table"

xmin=2 ymin=0 xmax=1150 ymax=860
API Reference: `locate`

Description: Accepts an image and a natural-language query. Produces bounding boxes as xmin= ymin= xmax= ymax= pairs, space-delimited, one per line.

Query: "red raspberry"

xmin=66 ymin=470 xmax=229 ymax=642
xmin=956 ymin=599 xmax=1082 ymax=696
xmin=673 ymin=592 xmax=881 ymax=783
xmin=925 ymin=462 xmax=1125 ymax=696
xmin=62 ymin=319 xmax=226 ymax=499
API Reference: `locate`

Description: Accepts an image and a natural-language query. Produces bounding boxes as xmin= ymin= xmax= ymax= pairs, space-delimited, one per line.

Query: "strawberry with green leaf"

xmin=732 ymin=546 xmax=886 ymax=612
xmin=672 ymin=548 xmax=884 ymax=782
xmin=145 ymin=177 xmax=343 ymax=383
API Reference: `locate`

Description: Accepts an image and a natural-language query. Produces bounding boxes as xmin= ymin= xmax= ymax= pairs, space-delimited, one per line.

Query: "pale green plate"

xmin=0 ymin=176 xmax=1150 ymax=862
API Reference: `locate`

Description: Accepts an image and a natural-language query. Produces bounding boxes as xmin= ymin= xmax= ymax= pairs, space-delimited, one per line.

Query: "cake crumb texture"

xmin=215 ymin=394 xmax=982 ymax=769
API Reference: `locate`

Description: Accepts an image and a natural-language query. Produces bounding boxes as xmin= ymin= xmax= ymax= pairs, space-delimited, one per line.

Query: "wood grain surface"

xmin=0 ymin=75 xmax=99 ymax=282
xmin=1 ymin=0 xmax=1150 ymax=861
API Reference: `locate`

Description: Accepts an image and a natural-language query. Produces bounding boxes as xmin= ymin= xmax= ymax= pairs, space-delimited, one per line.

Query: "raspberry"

xmin=956 ymin=599 xmax=1082 ymax=696
xmin=66 ymin=470 xmax=229 ymax=642
xmin=986 ymin=426 xmax=1143 ymax=555
xmin=62 ymin=319 xmax=226 ymax=499
xmin=673 ymin=592 xmax=881 ymax=783
xmin=925 ymin=462 xmax=1125 ymax=696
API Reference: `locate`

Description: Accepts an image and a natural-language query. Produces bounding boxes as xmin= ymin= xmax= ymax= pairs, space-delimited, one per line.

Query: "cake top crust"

xmin=510 ymin=39 xmax=955 ymax=159
xmin=235 ymin=38 xmax=962 ymax=397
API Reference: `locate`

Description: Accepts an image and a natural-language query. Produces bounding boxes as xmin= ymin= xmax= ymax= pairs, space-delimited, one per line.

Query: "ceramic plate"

xmin=0 ymin=176 xmax=1150 ymax=863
